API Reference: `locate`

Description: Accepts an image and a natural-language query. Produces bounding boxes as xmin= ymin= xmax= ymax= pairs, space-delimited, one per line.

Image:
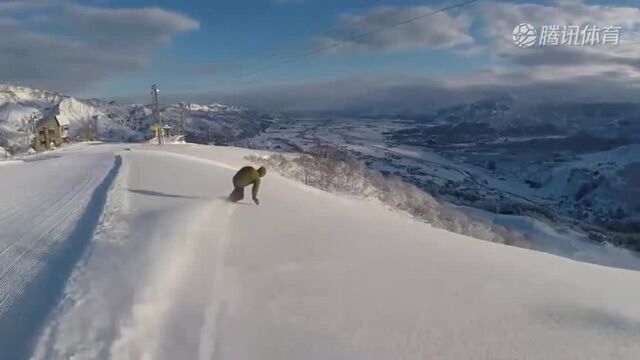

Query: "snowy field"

xmin=0 ymin=143 xmax=639 ymax=359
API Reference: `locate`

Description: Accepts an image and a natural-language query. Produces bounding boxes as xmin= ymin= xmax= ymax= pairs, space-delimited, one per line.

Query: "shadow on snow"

xmin=0 ymin=155 xmax=122 ymax=360
xmin=128 ymin=189 xmax=204 ymax=200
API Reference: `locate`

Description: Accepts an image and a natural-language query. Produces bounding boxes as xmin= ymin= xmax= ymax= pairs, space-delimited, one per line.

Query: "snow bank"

xmin=1 ymin=143 xmax=638 ymax=360
xmin=145 ymin=135 xmax=187 ymax=145
xmin=0 ymin=160 xmax=23 ymax=166
xmin=457 ymin=205 xmax=640 ymax=271
xmin=32 ymin=144 xmax=640 ymax=360
xmin=247 ymin=148 xmax=529 ymax=247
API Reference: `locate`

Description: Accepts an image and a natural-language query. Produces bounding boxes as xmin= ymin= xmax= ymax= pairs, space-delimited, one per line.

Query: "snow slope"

xmin=0 ymin=144 xmax=123 ymax=358
xmin=0 ymin=143 xmax=639 ymax=359
xmin=456 ymin=205 xmax=640 ymax=271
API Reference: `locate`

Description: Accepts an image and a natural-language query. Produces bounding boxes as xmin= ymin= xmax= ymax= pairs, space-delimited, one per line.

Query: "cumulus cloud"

xmin=483 ymin=0 xmax=640 ymax=82
xmin=56 ymin=5 xmax=199 ymax=52
xmin=215 ymin=0 xmax=640 ymax=112
xmin=316 ymin=6 xmax=474 ymax=52
xmin=0 ymin=0 xmax=48 ymax=13
xmin=4 ymin=0 xmax=637 ymax=111
xmin=0 ymin=2 xmax=199 ymax=92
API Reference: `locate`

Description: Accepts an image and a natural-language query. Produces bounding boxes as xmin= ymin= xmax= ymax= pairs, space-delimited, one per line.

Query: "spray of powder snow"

xmin=106 ymin=201 xmax=235 ymax=360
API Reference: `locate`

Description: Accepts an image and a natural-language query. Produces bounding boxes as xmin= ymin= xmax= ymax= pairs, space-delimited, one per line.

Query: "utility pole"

xmin=180 ymin=104 xmax=186 ymax=137
xmin=151 ymin=84 xmax=164 ymax=146
xmin=88 ymin=117 xmax=93 ymax=141
xmin=29 ymin=113 xmax=37 ymax=150
xmin=208 ymin=122 xmax=214 ymax=145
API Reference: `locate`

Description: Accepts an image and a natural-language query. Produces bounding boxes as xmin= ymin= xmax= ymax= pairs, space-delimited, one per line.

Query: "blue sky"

xmin=1 ymin=0 xmax=639 ymax=108
xmin=90 ymin=0 xmax=492 ymax=98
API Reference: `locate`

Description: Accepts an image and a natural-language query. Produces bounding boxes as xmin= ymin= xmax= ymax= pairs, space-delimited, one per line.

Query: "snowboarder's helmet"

xmin=258 ymin=166 xmax=267 ymax=177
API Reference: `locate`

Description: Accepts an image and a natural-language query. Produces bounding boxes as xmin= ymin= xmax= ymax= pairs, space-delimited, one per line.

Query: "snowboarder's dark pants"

xmin=229 ymin=187 xmax=244 ymax=203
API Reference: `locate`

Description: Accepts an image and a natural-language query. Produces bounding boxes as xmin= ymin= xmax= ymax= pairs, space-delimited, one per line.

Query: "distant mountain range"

xmin=0 ymin=85 xmax=278 ymax=152
xmin=359 ymin=96 xmax=640 ymax=141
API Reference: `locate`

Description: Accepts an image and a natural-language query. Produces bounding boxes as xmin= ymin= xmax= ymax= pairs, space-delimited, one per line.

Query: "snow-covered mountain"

xmin=2 ymin=84 xmax=637 ymax=252
xmin=0 ymin=84 xmax=65 ymax=104
xmin=360 ymin=96 xmax=640 ymax=141
xmin=0 ymin=85 xmax=275 ymax=152
xmin=1 ymin=143 xmax=639 ymax=360
xmin=239 ymin=106 xmax=640 ymax=252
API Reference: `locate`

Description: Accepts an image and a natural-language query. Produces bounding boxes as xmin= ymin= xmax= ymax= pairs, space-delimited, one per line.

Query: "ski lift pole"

xmin=151 ymin=84 xmax=164 ymax=146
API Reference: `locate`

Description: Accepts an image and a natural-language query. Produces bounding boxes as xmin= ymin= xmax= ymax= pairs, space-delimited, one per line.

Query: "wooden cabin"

xmin=33 ymin=114 xmax=70 ymax=151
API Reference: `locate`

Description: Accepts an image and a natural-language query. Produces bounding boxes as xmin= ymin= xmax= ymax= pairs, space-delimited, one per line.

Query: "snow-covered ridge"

xmin=55 ymin=97 xmax=100 ymax=124
xmin=177 ymin=102 xmax=245 ymax=113
xmin=0 ymin=84 xmax=271 ymax=152
xmin=0 ymin=84 xmax=64 ymax=104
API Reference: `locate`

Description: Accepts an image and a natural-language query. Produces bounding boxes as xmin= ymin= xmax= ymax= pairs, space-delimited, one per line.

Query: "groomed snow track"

xmin=0 ymin=149 xmax=122 ymax=359
xmin=0 ymin=143 xmax=638 ymax=360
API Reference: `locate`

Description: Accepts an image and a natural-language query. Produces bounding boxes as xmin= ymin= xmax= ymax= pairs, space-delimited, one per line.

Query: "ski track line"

xmin=0 ymin=186 xmax=78 ymax=258
xmin=0 ymin=155 xmax=123 ymax=360
xmin=198 ymin=204 xmax=235 ymax=360
xmin=0 ymin=198 xmax=30 ymax=224
xmin=0 ymin=173 xmax=97 ymax=315
xmin=0 ymin=173 xmax=93 ymax=265
xmin=0 ymin=173 xmax=50 ymax=223
xmin=0 ymin=176 xmax=44 ymax=224
xmin=30 ymin=154 xmax=133 ymax=360
xmin=109 ymin=200 xmax=235 ymax=360
xmin=0 ymin=173 xmax=94 ymax=262
xmin=0 ymin=165 xmax=95 ymax=257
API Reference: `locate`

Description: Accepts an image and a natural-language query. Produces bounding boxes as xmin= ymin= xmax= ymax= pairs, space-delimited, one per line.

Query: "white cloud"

xmin=0 ymin=0 xmax=48 ymax=13
xmin=4 ymin=0 xmax=639 ymax=110
xmin=0 ymin=2 xmax=199 ymax=92
xmin=57 ymin=4 xmax=199 ymax=52
xmin=317 ymin=6 xmax=474 ymax=53
xmin=482 ymin=0 xmax=640 ymax=81
xmin=234 ymin=0 xmax=640 ymax=112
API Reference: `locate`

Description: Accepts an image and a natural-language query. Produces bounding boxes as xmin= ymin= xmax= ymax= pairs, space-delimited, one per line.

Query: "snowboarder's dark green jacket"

xmin=232 ymin=166 xmax=267 ymax=201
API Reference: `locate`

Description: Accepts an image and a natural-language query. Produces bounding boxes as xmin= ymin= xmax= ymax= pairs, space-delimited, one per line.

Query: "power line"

xmin=197 ymin=0 xmax=399 ymax=81
xmin=235 ymin=0 xmax=481 ymax=80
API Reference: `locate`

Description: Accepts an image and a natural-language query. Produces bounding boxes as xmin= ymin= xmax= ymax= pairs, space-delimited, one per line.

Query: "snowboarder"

xmin=229 ymin=166 xmax=267 ymax=205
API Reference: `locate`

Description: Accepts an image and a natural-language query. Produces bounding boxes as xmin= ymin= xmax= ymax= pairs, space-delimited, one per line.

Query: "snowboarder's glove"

xmin=253 ymin=197 xmax=260 ymax=205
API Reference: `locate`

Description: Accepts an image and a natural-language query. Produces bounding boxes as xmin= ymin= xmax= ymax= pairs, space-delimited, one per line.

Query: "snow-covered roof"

xmin=55 ymin=114 xmax=71 ymax=126
xmin=37 ymin=107 xmax=70 ymax=127
xmin=36 ymin=110 xmax=55 ymax=127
